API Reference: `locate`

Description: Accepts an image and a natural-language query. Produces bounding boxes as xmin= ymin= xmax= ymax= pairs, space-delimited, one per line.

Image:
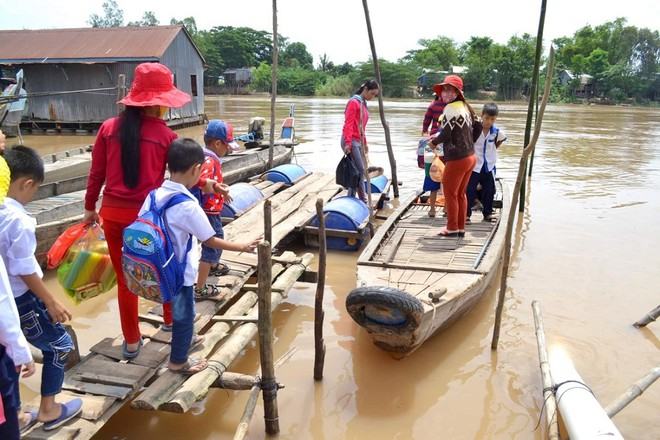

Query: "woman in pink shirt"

xmin=340 ymin=80 xmax=379 ymax=202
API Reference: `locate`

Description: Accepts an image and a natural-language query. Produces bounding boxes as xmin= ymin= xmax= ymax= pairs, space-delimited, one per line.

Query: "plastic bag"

xmin=417 ymin=137 xmax=429 ymax=169
xmin=336 ymin=154 xmax=361 ymax=189
xmin=47 ymin=222 xmax=90 ymax=269
xmin=57 ymin=224 xmax=116 ymax=304
xmin=429 ymin=154 xmax=445 ymax=183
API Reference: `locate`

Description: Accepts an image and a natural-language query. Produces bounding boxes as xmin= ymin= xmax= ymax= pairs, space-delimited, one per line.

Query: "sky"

xmin=0 ymin=0 xmax=658 ymax=64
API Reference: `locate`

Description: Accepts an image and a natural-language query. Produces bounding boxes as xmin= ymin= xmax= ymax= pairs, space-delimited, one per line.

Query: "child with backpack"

xmin=193 ymin=120 xmax=240 ymax=300
xmin=124 ymin=138 xmax=257 ymax=374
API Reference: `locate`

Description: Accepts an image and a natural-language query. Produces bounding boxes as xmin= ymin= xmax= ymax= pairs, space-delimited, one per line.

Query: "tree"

xmin=403 ymin=36 xmax=458 ymax=70
xmin=319 ymin=53 xmax=334 ymax=72
xmin=170 ymin=17 xmax=198 ymax=36
xmin=355 ymin=59 xmax=419 ymax=98
xmin=281 ymin=42 xmax=314 ymax=69
xmin=493 ymin=34 xmax=537 ymax=100
xmin=88 ymin=0 xmax=124 ymax=28
xmin=461 ymin=36 xmax=499 ymax=92
xmin=127 ymin=11 xmax=159 ymax=27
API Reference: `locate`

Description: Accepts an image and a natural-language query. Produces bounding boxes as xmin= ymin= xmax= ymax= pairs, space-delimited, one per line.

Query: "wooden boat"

xmin=346 ymin=179 xmax=510 ymax=357
xmin=32 ymin=144 xmax=293 ymax=266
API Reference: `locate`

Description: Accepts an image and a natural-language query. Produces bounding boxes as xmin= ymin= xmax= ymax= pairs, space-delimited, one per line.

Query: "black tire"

xmin=346 ymin=286 xmax=424 ymax=333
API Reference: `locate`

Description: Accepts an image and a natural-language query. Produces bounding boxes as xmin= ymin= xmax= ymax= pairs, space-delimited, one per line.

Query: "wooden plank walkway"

xmin=23 ymin=172 xmax=341 ymax=440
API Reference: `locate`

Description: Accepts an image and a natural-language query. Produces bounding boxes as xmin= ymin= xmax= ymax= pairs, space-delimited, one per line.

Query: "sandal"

xmin=428 ymin=210 xmax=436 ymax=218
xmin=438 ymin=229 xmax=460 ymax=237
xmin=42 ymin=399 xmax=83 ymax=431
xmin=122 ymin=338 xmax=143 ymax=360
xmin=209 ymin=263 xmax=230 ymax=277
xmin=168 ymin=357 xmax=208 ymax=376
xmin=20 ymin=410 xmax=39 ymax=435
xmin=195 ymin=284 xmax=220 ymax=300
xmin=483 ymin=214 xmax=498 ymax=223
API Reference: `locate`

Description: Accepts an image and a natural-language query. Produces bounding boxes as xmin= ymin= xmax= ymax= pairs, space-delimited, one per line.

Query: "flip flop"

xmin=161 ymin=323 xmax=173 ymax=332
xmin=168 ymin=357 xmax=208 ymax=376
xmin=20 ymin=410 xmax=39 ymax=435
xmin=122 ymin=338 xmax=143 ymax=360
xmin=42 ymin=399 xmax=83 ymax=431
xmin=438 ymin=229 xmax=460 ymax=237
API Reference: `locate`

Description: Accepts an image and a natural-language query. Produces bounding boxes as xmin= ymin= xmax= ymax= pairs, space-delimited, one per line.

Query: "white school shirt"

xmin=0 ymin=197 xmax=43 ymax=297
xmin=473 ymin=126 xmax=507 ymax=173
xmin=0 ymin=254 xmax=33 ymax=366
xmin=138 ymin=180 xmax=215 ymax=286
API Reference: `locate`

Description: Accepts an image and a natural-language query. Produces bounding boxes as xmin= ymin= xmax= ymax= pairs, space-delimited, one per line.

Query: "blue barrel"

xmin=263 ymin=164 xmax=306 ymax=184
xmin=220 ymin=183 xmax=264 ymax=219
xmin=366 ymin=174 xmax=389 ymax=193
xmin=310 ymin=196 xmax=370 ymax=251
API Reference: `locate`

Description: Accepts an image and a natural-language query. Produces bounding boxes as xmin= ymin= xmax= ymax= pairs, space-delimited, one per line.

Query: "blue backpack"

xmin=121 ymin=191 xmax=192 ymax=304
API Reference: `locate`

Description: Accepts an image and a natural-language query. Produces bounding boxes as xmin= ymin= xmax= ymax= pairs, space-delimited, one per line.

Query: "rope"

xmin=532 ymin=379 xmax=595 ymax=433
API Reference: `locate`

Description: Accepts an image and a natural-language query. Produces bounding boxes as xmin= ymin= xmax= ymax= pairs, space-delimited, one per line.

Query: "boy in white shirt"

xmin=0 ymin=255 xmax=35 ymax=439
xmin=0 ymin=146 xmax=82 ymax=431
xmin=466 ymin=103 xmax=507 ymax=223
xmin=140 ymin=138 xmax=257 ymax=375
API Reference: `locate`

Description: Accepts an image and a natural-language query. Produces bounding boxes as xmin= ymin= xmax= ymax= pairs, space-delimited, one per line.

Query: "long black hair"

xmin=355 ymin=79 xmax=379 ymax=96
xmin=119 ymin=106 xmax=142 ymax=188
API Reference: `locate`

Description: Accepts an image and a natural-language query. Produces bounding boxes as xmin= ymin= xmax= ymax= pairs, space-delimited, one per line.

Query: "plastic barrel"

xmin=310 ymin=196 xmax=370 ymax=251
xmin=263 ymin=164 xmax=306 ymax=184
xmin=220 ymin=183 xmax=264 ymax=219
xmin=366 ymin=174 xmax=389 ymax=193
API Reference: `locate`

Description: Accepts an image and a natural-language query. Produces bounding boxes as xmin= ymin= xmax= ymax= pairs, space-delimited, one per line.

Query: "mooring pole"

xmin=491 ymin=47 xmax=555 ymax=350
xmin=264 ymin=199 xmax=272 ymax=247
xmin=268 ymin=0 xmax=279 ymax=169
xmin=532 ymin=301 xmax=560 ymax=440
xmin=633 ymin=304 xmax=660 ymax=328
xmin=116 ymin=74 xmax=126 ymax=114
xmin=257 ymin=241 xmax=279 ymax=434
xmin=519 ymin=0 xmax=547 ymax=211
xmin=314 ymin=198 xmax=327 ymax=380
xmin=361 ymin=0 xmax=399 ymax=198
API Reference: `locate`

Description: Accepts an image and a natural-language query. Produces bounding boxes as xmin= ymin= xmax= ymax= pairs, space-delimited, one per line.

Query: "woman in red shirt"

xmin=341 ymin=80 xmax=379 ymax=202
xmin=83 ymin=63 xmax=190 ymax=358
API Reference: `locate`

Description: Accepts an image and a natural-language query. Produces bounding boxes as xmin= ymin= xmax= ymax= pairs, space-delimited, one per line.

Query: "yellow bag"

xmin=429 ymin=154 xmax=445 ymax=183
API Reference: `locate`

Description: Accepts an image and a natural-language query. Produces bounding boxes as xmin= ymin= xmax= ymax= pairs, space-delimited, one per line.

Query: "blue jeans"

xmin=200 ymin=214 xmax=224 ymax=264
xmin=466 ymin=168 xmax=496 ymax=218
xmin=341 ymin=139 xmax=366 ymax=202
xmin=170 ymin=286 xmax=195 ymax=364
xmin=0 ymin=345 xmax=20 ymax=440
xmin=15 ymin=292 xmax=73 ymax=397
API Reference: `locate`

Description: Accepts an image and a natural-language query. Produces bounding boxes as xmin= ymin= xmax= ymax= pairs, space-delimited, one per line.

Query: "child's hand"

xmin=242 ymin=239 xmax=259 ymax=253
xmin=46 ymin=299 xmax=72 ymax=323
xmin=0 ymin=130 xmax=5 ymax=153
xmin=18 ymin=361 xmax=36 ymax=378
xmin=213 ymin=183 xmax=233 ymax=203
xmin=202 ymin=179 xmax=217 ymax=194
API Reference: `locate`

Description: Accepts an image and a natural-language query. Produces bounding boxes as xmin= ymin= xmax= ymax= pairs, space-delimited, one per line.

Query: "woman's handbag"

xmin=336 ymin=154 xmax=361 ymax=189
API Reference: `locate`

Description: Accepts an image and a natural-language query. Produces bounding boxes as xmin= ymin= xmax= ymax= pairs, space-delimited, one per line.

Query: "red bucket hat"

xmin=433 ymin=75 xmax=464 ymax=98
xmin=119 ymin=63 xmax=191 ymax=108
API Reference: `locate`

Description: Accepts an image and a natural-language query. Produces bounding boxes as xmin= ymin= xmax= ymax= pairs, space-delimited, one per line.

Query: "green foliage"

xmin=278 ymin=68 xmax=322 ymax=95
xmin=281 ymin=42 xmax=314 ymax=69
xmin=403 ymin=36 xmax=459 ymax=70
xmin=460 ymin=37 xmax=499 ymax=92
xmin=127 ymin=11 xmax=159 ymax=27
xmin=494 ymin=34 xmax=537 ymax=100
xmin=88 ymin=0 xmax=124 ymax=27
xmin=355 ymin=60 xmax=419 ymax=98
xmin=316 ymin=75 xmax=355 ymax=97
xmin=252 ymin=62 xmax=272 ymax=92
xmin=170 ymin=17 xmax=198 ymax=36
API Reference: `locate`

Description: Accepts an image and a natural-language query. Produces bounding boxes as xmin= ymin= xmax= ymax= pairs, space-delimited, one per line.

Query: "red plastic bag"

xmin=47 ymin=223 xmax=90 ymax=269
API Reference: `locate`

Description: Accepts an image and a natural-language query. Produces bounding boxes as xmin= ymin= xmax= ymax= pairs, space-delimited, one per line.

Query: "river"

xmin=19 ymin=96 xmax=660 ymax=439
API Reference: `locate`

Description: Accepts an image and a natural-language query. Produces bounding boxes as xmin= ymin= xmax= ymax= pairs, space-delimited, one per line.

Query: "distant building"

xmin=0 ymin=25 xmax=205 ymax=130
xmin=559 ymin=70 xmax=594 ymax=98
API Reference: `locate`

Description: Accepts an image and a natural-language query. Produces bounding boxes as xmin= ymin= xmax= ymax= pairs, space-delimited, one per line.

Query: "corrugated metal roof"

xmin=0 ymin=25 xmax=203 ymax=64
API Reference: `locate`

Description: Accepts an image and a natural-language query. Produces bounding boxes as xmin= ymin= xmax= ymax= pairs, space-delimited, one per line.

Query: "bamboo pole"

xmin=257 ymin=241 xmax=279 ymax=434
xmin=211 ymin=372 xmax=260 ymax=390
xmin=314 ymin=199 xmax=327 ymax=380
xmin=233 ymin=384 xmax=262 ymax=440
xmin=264 ymin=199 xmax=272 ymax=246
xmin=361 ymin=0 xmax=399 ymax=198
xmin=268 ymin=0 xmax=278 ymax=169
xmin=491 ymin=47 xmax=555 ymax=350
xmin=519 ymin=0 xmax=547 ymax=212
xmin=531 ymin=301 xmax=560 ymax=440
xmin=633 ymin=304 xmax=660 ymax=328
xmin=605 ymin=367 xmax=660 ymax=417
xmin=116 ymin=74 xmax=126 ymax=114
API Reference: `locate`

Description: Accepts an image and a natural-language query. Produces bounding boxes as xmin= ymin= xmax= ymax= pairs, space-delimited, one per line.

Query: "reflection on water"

xmin=19 ymin=97 xmax=660 ymax=439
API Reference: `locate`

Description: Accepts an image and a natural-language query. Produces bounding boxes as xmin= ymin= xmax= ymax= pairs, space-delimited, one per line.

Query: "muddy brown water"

xmin=18 ymin=96 xmax=660 ymax=439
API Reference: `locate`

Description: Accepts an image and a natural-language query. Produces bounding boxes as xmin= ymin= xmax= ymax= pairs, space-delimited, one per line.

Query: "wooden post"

xmin=264 ymin=199 xmax=272 ymax=247
xmin=268 ymin=0 xmax=279 ymax=169
xmin=605 ymin=367 xmax=660 ymax=417
xmin=116 ymin=74 xmax=127 ymax=114
xmin=519 ymin=0 xmax=547 ymax=212
xmin=531 ymin=301 xmax=560 ymax=440
xmin=257 ymin=241 xmax=279 ymax=434
xmin=233 ymin=384 xmax=262 ymax=440
xmin=361 ymin=0 xmax=399 ymax=198
xmin=314 ymin=198 xmax=327 ymax=380
xmin=633 ymin=304 xmax=660 ymax=328
xmin=491 ymin=47 xmax=555 ymax=350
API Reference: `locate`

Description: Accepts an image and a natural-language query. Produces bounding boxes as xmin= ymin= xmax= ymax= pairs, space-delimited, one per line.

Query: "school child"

xmin=466 ymin=103 xmax=507 ymax=223
xmin=0 ymin=255 xmax=35 ymax=439
xmin=193 ymin=120 xmax=240 ymax=299
xmin=429 ymin=75 xmax=482 ymax=237
xmin=421 ymin=92 xmax=446 ymax=136
xmin=0 ymin=146 xmax=82 ymax=431
xmin=138 ymin=138 xmax=257 ymax=374
xmin=419 ymin=90 xmax=447 ymax=217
